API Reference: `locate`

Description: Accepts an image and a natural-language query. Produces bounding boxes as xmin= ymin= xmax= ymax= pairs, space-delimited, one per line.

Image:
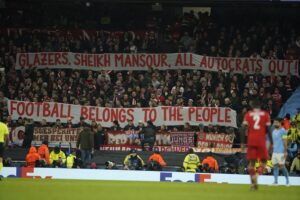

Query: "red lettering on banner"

xmin=80 ymin=106 xmax=88 ymax=119
xmin=188 ymin=107 xmax=195 ymax=121
xmin=225 ymin=108 xmax=231 ymax=122
xmin=60 ymin=104 xmax=67 ymax=118
xmin=202 ymin=108 xmax=210 ymax=122
xmin=256 ymin=59 xmax=263 ymax=71
xmin=67 ymin=105 xmax=72 ymax=118
xmin=102 ymin=108 xmax=110 ymax=122
xmin=177 ymin=107 xmax=183 ymax=121
xmin=142 ymin=108 xmax=150 ymax=121
xmin=196 ymin=107 xmax=203 ymax=121
xmin=199 ymin=56 xmax=207 ymax=68
xmin=236 ymin=59 xmax=242 ymax=71
xmin=74 ymin=54 xmax=80 ymax=65
xmin=36 ymin=102 xmax=42 ymax=117
xmin=161 ymin=54 xmax=168 ymax=67
xmin=175 ymin=54 xmax=183 ymax=66
xmin=51 ymin=104 xmax=59 ymax=117
xmin=286 ymin=60 xmax=293 ymax=74
xmin=207 ymin=57 xmax=214 ymax=69
xmin=115 ymin=54 xmax=123 ymax=67
xmin=149 ymin=108 xmax=157 ymax=122
xmin=124 ymin=56 xmax=131 ymax=67
xmin=127 ymin=109 xmax=134 ymax=121
xmin=17 ymin=101 xmax=25 ymax=115
xmin=10 ymin=100 xmax=17 ymax=115
xmin=32 ymin=54 xmax=40 ymax=66
xmin=119 ymin=108 xmax=126 ymax=123
xmin=43 ymin=103 xmax=51 ymax=117
xmin=268 ymin=60 xmax=276 ymax=73
xmin=26 ymin=102 xmax=34 ymax=116
xmin=62 ymin=52 xmax=69 ymax=65
xmin=89 ymin=107 xmax=96 ymax=121
xmin=162 ymin=107 xmax=168 ymax=120
xmin=242 ymin=59 xmax=249 ymax=72
xmin=19 ymin=53 xmax=28 ymax=67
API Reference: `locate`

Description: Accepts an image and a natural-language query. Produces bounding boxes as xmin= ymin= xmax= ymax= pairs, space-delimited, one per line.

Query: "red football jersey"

xmin=243 ymin=109 xmax=271 ymax=147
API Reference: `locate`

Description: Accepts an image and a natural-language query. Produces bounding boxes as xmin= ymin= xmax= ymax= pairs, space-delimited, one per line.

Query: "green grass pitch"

xmin=0 ymin=179 xmax=299 ymax=200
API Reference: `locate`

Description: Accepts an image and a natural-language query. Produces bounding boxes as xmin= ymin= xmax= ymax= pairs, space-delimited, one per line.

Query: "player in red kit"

xmin=240 ymin=99 xmax=272 ymax=190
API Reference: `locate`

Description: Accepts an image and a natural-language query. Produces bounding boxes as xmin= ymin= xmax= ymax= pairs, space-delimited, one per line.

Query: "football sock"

xmin=257 ymin=166 xmax=264 ymax=175
xmin=282 ymin=166 xmax=289 ymax=184
xmin=273 ymin=166 xmax=279 ymax=183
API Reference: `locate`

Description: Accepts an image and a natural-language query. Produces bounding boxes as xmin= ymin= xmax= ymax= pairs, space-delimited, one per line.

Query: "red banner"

xmin=99 ymin=145 xmax=241 ymax=154
xmin=197 ymin=132 xmax=235 ymax=148
xmin=106 ymin=131 xmax=235 ymax=148
xmin=107 ymin=130 xmax=171 ymax=146
xmin=171 ymin=132 xmax=194 ymax=146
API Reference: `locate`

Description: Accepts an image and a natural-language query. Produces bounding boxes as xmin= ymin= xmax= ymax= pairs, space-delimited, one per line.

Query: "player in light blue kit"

xmin=271 ymin=118 xmax=289 ymax=185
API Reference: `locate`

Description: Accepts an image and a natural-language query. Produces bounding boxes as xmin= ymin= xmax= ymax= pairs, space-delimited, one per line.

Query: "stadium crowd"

xmin=0 ymin=5 xmax=300 ymax=175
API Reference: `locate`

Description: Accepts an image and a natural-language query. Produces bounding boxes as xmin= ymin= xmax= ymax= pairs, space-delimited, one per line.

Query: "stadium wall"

xmin=2 ymin=167 xmax=300 ymax=186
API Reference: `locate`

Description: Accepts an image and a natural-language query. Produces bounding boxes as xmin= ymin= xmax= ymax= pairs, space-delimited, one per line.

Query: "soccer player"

xmin=240 ymin=99 xmax=272 ymax=190
xmin=0 ymin=119 xmax=9 ymax=180
xmin=271 ymin=118 xmax=289 ymax=185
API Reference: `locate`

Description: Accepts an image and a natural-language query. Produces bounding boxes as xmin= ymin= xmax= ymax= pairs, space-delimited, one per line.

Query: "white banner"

xmin=15 ymin=52 xmax=299 ymax=76
xmin=2 ymin=167 xmax=300 ymax=186
xmin=8 ymin=100 xmax=237 ymax=128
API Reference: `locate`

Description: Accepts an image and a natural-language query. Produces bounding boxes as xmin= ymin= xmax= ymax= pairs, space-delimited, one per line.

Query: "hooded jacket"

xmin=26 ymin=146 xmax=41 ymax=168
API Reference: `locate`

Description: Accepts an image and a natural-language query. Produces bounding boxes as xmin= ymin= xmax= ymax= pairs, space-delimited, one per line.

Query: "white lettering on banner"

xmin=15 ymin=52 xmax=299 ymax=76
xmin=8 ymin=100 xmax=237 ymax=128
xmin=32 ymin=127 xmax=81 ymax=148
xmin=2 ymin=167 xmax=300 ymax=186
xmin=197 ymin=132 xmax=235 ymax=148
xmin=98 ymin=145 xmax=241 ymax=154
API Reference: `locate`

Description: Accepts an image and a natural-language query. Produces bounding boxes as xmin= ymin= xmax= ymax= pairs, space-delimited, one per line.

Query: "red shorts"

xmin=247 ymin=145 xmax=268 ymax=161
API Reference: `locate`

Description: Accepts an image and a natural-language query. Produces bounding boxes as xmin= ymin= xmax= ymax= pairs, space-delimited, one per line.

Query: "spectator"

xmin=111 ymin=120 xmax=121 ymax=131
xmin=282 ymin=113 xmax=291 ymax=130
xmin=292 ymin=108 xmax=300 ymax=130
xmin=140 ymin=121 xmax=156 ymax=151
xmin=66 ymin=150 xmax=77 ymax=168
xmin=65 ymin=117 xmax=74 ymax=128
xmin=54 ymin=119 xmax=63 ymax=128
xmin=75 ymin=116 xmax=88 ymax=128
xmin=123 ymin=149 xmax=144 ymax=170
xmin=183 ymin=148 xmax=201 ymax=172
xmin=25 ymin=146 xmax=41 ymax=168
xmin=50 ymin=146 xmax=66 ymax=168
xmin=147 ymin=149 xmax=167 ymax=171
xmin=202 ymin=153 xmax=219 ymax=173
xmin=94 ymin=124 xmax=105 ymax=149
xmin=287 ymin=122 xmax=300 ymax=145
xmin=76 ymin=126 xmax=94 ymax=168
xmin=37 ymin=140 xmax=50 ymax=165
xmin=290 ymin=150 xmax=300 ymax=176
xmin=22 ymin=119 xmax=35 ymax=148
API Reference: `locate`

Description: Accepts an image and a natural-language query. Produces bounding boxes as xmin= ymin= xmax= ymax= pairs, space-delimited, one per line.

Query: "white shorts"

xmin=271 ymin=153 xmax=285 ymax=165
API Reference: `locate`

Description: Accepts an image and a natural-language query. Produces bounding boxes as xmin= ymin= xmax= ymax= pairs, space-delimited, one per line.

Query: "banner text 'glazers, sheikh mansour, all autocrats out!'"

xmin=15 ymin=52 xmax=299 ymax=75
xmin=8 ymin=100 xmax=237 ymax=128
